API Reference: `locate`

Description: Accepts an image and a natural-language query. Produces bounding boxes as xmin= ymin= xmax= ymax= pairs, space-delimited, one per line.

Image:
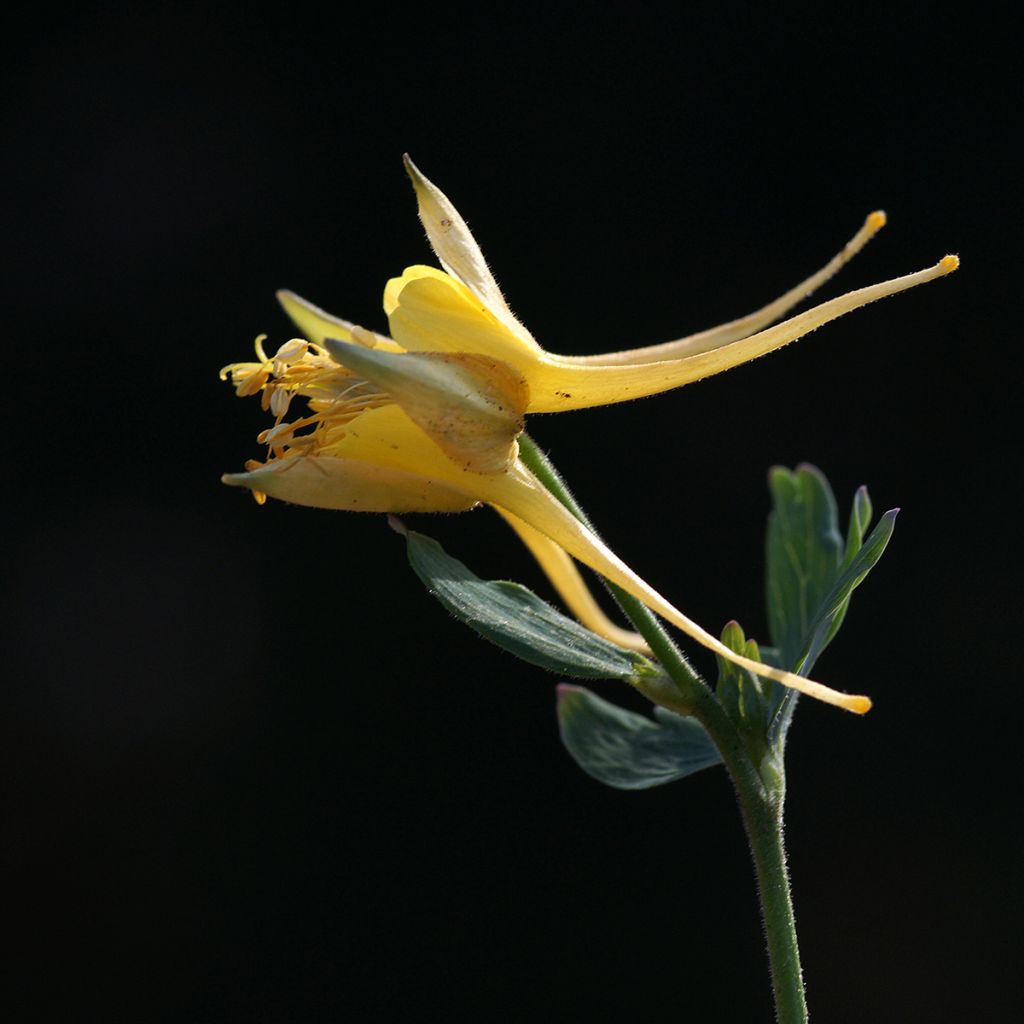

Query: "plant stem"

xmin=740 ymin=788 xmax=807 ymax=1023
xmin=695 ymin=688 xmax=807 ymax=1023
xmin=519 ymin=433 xmax=808 ymax=1023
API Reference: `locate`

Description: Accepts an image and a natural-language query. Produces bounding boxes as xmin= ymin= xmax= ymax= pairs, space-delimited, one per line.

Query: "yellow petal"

xmin=382 ymin=265 xmax=449 ymax=317
xmin=497 ymin=509 xmax=650 ymax=653
xmin=323 ymin=339 xmax=529 ymax=474
xmin=324 ymin=404 xmax=498 ymax=482
xmin=526 ymin=256 xmax=959 ymax=412
xmin=228 ymin=405 xmax=468 ymax=489
xmin=277 ymin=289 xmax=403 ymax=352
xmin=221 ymin=457 xmax=479 ymax=513
xmin=472 ymin=462 xmax=872 ymax=714
xmin=386 ymin=266 xmax=543 ymax=368
xmin=565 ymin=211 xmax=888 ymax=365
xmin=403 ymin=154 xmax=536 ymax=347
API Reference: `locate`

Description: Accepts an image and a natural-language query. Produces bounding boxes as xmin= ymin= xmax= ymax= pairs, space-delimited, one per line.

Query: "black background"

xmin=4 ymin=4 xmax=1019 ymax=1022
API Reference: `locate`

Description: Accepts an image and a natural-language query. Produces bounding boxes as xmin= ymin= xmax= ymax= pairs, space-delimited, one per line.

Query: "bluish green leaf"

xmin=765 ymin=464 xmax=844 ymax=670
xmin=764 ymin=466 xmax=897 ymax=745
xmin=557 ymin=685 xmax=722 ymax=790
xmin=827 ymin=485 xmax=873 ymax=641
xmin=807 ymin=508 xmax=898 ymax=665
xmin=845 ymin=485 xmax=873 ymax=559
xmin=401 ymin=527 xmax=655 ymax=681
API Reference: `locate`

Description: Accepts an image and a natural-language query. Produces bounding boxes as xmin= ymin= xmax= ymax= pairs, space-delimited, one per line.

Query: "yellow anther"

xmin=272 ymin=337 xmax=307 ymax=370
xmin=270 ymin=387 xmax=292 ymax=418
xmin=236 ymin=367 xmax=270 ymax=397
xmin=258 ymin=421 xmax=296 ymax=446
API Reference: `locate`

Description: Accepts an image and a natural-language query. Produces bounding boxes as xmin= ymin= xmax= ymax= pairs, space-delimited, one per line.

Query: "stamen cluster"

xmin=220 ymin=336 xmax=389 ymax=477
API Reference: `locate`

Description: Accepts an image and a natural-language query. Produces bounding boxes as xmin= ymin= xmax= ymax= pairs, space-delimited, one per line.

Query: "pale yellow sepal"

xmin=277 ymin=289 xmax=403 ymax=353
xmin=323 ymin=338 xmax=529 ymax=475
xmin=403 ymin=154 xmax=537 ymax=349
xmin=221 ymin=458 xmax=479 ymax=513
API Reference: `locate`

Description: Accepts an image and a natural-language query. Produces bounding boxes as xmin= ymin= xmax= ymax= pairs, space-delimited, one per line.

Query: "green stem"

xmin=518 ymin=433 xmax=808 ymax=1023
xmin=740 ymin=787 xmax=807 ymax=1023
xmin=695 ymin=689 xmax=807 ymax=1023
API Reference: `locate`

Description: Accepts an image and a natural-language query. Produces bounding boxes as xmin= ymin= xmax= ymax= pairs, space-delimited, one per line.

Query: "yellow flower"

xmin=222 ymin=160 xmax=957 ymax=715
xmin=221 ymin=358 xmax=866 ymax=712
xmin=280 ymin=156 xmax=957 ymax=428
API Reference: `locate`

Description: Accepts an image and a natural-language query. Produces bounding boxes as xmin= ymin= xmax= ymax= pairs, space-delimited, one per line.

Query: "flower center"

xmin=221 ymin=336 xmax=391 ymax=466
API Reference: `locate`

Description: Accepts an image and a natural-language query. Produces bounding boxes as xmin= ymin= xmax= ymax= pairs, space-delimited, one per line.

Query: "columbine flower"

xmin=275 ymin=159 xmax=955 ymax=645
xmin=222 ymin=159 xmax=957 ymax=714
xmin=279 ymin=156 xmax=957 ymax=425
xmin=223 ymin=334 xmax=868 ymax=712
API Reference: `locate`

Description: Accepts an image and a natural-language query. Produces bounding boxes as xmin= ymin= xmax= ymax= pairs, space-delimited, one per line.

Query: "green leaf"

xmin=401 ymin=526 xmax=655 ymax=681
xmin=764 ymin=466 xmax=897 ymax=745
xmin=806 ymin=508 xmax=898 ymax=666
xmin=765 ymin=464 xmax=844 ymax=670
xmin=825 ymin=485 xmax=873 ymax=641
xmin=845 ymin=485 xmax=873 ymax=559
xmin=557 ymin=685 xmax=722 ymax=790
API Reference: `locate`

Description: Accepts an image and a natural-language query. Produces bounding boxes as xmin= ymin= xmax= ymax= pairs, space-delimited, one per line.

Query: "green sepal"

xmin=557 ymin=684 xmax=723 ymax=790
xmin=400 ymin=526 xmax=657 ymax=681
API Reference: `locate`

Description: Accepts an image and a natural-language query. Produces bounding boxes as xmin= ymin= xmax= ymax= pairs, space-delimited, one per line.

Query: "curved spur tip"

xmin=848 ymin=694 xmax=873 ymax=715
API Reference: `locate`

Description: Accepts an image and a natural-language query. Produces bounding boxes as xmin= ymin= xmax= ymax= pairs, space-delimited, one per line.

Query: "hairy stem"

xmin=519 ymin=433 xmax=808 ymax=1023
